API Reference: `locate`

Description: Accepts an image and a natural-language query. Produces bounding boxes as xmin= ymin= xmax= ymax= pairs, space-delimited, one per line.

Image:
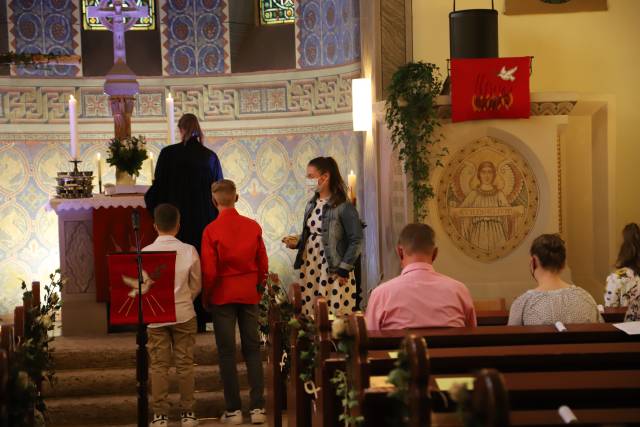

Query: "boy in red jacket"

xmin=201 ymin=179 xmax=268 ymax=425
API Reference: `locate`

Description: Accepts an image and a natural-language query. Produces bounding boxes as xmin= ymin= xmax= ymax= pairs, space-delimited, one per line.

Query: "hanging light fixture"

xmin=352 ymin=78 xmax=372 ymax=132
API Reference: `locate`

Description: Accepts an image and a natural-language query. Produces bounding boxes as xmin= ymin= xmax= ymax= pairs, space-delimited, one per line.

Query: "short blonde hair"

xmin=212 ymin=179 xmax=237 ymax=206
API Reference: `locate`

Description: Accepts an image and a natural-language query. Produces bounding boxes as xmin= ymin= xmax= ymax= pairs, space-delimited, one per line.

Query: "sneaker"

xmin=250 ymin=408 xmax=266 ymax=424
xmin=220 ymin=409 xmax=243 ymax=425
xmin=181 ymin=411 xmax=199 ymax=427
xmin=150 ymin=414 xmax=168 ymax=426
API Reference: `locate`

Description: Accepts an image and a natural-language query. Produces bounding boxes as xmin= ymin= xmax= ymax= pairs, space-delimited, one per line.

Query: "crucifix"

xmin=87 ymin=0 xmax=149 ymax=139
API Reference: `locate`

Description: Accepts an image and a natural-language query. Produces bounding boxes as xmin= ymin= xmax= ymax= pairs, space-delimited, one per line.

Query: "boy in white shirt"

xmin=145 ymin=203 xmax=201 ymax=427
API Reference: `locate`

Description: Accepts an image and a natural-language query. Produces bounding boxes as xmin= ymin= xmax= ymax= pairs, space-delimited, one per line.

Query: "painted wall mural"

xmin=160 ymin=0 xmax=231 ymax=76
xmin=437 ymin=137 xmax=540 ymax=262
xmin=0 ymin=128 xmax=362 ymax=316
xmin=296 ymin=0 xmax=360 ymax=68
xmin=7 ymin=0 xmax=82 ymax=77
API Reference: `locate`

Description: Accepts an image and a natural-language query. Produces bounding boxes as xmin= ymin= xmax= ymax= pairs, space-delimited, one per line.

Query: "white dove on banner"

xmin=498 ymin=66 xmax=517 ymax=82
xmin=118 ymin=269 xmax=166 ymax=317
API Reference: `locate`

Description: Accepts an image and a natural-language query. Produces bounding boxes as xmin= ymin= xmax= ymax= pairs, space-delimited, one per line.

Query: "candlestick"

xmin=166 ymin=93 xmax=175 ymax=145
xmin=96 ymin=153 xmax=103 ymax=194
xmin=69 ymin=94 xmax=78 ymax=160
xmin=348 ymin=170 xmax=357 ymax=204
xmin=149 ymin=152 xmax=154 ymax=182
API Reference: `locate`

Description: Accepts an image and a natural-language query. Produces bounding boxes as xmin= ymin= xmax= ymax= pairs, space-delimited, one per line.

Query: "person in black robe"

xmin=145 ymin=113 xmax=224 ymax=332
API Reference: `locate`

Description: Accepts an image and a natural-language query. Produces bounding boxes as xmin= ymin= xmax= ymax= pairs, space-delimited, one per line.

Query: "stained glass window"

xmin=260 ymin=0 xmax=296 ymax=25
xmin=82 ymin=0 xmax=156 ymax=31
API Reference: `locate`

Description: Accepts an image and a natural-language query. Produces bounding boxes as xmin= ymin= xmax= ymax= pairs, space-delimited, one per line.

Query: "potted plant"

xmin=106 ymin=135 xmax=148 ymax=185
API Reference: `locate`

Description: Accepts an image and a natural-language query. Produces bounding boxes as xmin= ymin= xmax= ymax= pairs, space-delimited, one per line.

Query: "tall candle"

xmin=348 ymin=170 xmax=357 ymax=203
xmin=166 ymin=93 xmax=175 ymax=145
xmin=69 ymin=95 xmax=78 ymax=160
xmin=96 ymin=153 xmax=102 ymax=194
xmin=149 ymin=152 xmax=154 ymax=182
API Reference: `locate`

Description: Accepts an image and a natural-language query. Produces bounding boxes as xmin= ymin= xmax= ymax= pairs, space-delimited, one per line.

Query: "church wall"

xmin=412 ymin=0 xmax=640 ymax=299
xmin=0 ymin=62 xmax=363 ymax=317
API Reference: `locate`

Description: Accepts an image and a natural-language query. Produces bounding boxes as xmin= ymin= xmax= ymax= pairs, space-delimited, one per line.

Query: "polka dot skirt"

xmin=299 ymin=198 xmax=357 ymax=317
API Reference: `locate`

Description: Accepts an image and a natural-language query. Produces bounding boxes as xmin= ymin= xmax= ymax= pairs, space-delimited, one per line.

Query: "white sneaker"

xmin=220 ymin=409 xmax=243 ymax=425
xmin=250 ymin=409 xmax=266 ymax=424
xmin=181 ymin=411 xmax=199 ymax=427
xmin=150 ymin=414 xmax=168 ymax=426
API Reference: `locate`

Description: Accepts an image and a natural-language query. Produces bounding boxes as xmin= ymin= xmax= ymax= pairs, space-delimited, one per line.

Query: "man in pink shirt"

xmin=365 ymin=223 xmax=477 ymax=330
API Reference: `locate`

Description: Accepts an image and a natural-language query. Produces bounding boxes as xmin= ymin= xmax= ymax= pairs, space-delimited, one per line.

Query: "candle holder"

xmin=70 ymin=159 xmax=82 ymax=174
xmin=54 ymin=160 xmax=94 ymax=199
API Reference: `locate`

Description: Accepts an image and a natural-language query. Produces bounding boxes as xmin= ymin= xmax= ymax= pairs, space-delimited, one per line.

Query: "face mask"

xmin=305 ymin=178 xmax=319 ymax=193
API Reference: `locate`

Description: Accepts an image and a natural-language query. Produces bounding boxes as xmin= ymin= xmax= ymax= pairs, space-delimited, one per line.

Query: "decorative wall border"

xmin=435 ymin=101 xmax=578 ymax=119
xmin=0 ymin=64 xmax=360 ymax=123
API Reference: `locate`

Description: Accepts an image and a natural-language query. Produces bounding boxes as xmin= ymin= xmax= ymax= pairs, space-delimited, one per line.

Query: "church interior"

xmin=1 ymin=0 xmax=640 ymax=426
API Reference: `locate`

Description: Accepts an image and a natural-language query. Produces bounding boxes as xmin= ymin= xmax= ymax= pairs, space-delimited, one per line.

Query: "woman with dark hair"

xmin=508 ymin=234 xmax=602 ymax=325
xmin=605 ymin=223 xmax=640 ymax=307
xmin=283 ymin=156 xmax=363 ymax=316
xmin=145 ymin=113 xmax=224 ymax=331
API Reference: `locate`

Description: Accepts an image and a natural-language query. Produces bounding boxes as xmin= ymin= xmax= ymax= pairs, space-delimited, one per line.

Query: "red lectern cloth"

xmin=107 ymin=251 xmax=177 ymax=325
xmin=93 ymin=207 xmax=157 ymax=302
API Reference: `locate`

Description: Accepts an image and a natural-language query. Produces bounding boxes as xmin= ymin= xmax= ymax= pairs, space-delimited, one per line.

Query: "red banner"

xmin=93 ymin=207 xmax=157 ymax=302
xmin=451 ymin=56 xmax=531 ymax=122
xmin=107 ymin=252 xmax=177 ymax=325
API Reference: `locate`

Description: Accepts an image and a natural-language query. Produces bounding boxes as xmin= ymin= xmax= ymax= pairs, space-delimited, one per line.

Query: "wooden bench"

xmin=476 ymin=306 xmax=627 ymax=326
xmin=359 ymin=336 xmax=640 ymax=427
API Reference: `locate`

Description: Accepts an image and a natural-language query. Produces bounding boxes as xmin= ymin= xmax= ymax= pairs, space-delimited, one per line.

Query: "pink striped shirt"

xmin=365 ymin=262 xmax=477 ymax=331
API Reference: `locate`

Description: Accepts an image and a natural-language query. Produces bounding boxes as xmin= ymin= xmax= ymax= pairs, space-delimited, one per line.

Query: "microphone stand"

xmin=132 ymin=210 xmax=149 ymax=426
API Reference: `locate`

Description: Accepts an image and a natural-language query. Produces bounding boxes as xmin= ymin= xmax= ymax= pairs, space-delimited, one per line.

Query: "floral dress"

xmin=604 ymin=267 xmax=640 ymax=307
xmin=298 ymin=198 xmax=357 ymax=317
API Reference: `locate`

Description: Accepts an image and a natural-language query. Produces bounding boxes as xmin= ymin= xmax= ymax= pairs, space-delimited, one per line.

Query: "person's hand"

xmin=282 ymin=235 xmax=299 ymax=250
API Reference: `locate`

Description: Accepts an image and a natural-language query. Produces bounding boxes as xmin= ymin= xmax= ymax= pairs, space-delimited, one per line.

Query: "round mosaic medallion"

xmin=257 ymin=194 xmax=290 ymax=243
xmin=16 ymin=13 xmax=41 ymax=42
xmin=198 ymin=45 xmax=223 ymax=74
xmin=197 ymin=13 xmax=221 ymax=42
xmin=301 ymin=1 xmax=320 ymax=32
xmin=323 ymin=32 xmax=338 ymax=65
xmin=0 ymin=202 xmax=31 ymax=254
xmin=292 ymin=137 xmax=320 ymax=184
xmin=437 ymin=136 xmax=540 ymax=262
xmin=0 ymin=146 xmax=29 ymax=195
xmin=217 ymin=141 xmax=253 ymax=189
xmin=45 ymin=14 xmax=71 ymax=44
xmin=0 ymin=259 xmax=32 ymax=316
xmin=256 ymin=138 xmax=289 ymax=192
xmin=171 ymin=46 xmax=196 ymax=75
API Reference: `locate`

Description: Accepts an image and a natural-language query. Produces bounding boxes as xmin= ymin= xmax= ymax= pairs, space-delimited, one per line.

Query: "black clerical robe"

xmin=144 ymin=137 xmax=224 ymax=252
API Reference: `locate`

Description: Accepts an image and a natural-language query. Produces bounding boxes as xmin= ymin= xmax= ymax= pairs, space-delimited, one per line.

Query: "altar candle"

xmin=166 ymin=93 xmax=175 ymax=145
xmin=69 ymin=95 xmax=78 ymax=159
xmin=96 ymin=153 xmax=102 ymax=193
xmin=348 ymin=170 xmax=357 ymax=202
xmin=149 ymin=152 xmax=154 ymax=181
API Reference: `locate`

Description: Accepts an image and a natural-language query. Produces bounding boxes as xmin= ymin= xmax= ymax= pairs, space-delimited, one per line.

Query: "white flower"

xmin=331 ymin=318 xmax=346 ymax=340
xmin=275 ymin=291 xmax=287 ymax=306
xmin=40 ymin=314 xmax=53 ymax=329
xmin=17 ymin=371 xmax=30 ymax=390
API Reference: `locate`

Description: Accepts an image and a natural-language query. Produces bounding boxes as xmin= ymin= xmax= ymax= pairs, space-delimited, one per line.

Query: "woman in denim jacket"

xmin=283 ymin=157 xmax=363 ymax=316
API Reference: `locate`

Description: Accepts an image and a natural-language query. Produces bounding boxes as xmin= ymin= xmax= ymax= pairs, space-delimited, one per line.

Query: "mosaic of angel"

xmin=449 ymin=158 xmax=527 ymax=252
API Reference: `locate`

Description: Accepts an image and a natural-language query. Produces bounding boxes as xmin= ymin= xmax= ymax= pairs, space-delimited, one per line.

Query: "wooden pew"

xmin=287 ymin=284 xmax=312 ymax=427
xmin=476 ymin=306 xmax=627 ymax=326
xmin=265 ymin=283 xmax=285 ymax=427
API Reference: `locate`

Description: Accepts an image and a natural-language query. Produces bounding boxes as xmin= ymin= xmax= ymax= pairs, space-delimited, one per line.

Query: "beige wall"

xmin=413 ymin=0 xmax=640 ymax=241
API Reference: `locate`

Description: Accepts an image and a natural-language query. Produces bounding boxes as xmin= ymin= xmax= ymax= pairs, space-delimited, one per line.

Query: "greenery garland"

xmin=385 ymin=61 xmax=446 ymax=222
xmin=386 ymin=348 xmax=410 ymax=427
xmin=330 ymin=318 xmax=364 ymax=427
xmin=8 ymin=270 xmax=64 ymax=427
xmin=288 ymin=314 xmax=317 ymax=384
xmin=257 ymin=273 xmax=293 ymax=377
xmin=0 ymin=52 xmax=81 ymax=66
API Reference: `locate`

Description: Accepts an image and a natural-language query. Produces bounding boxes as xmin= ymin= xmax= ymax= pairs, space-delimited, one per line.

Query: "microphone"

xmin=131 ymin=210 xmax=140 ymax=231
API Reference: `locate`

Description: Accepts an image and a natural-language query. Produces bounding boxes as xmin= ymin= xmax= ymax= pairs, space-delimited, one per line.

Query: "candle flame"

xmin=167 ymin=93 xmax=173 ymax=101
xmin=350 ymin=170 xmax=354 ymax=175
xmin=69 ymin=94 xmax=76 ymax=102
xmin=97 ymin=153 xmax=101 ymax=160
xmin=149 ymin=152 xmax=154 ymax=159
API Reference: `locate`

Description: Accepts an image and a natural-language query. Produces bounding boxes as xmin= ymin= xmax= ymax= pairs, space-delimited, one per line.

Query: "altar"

xmin=49 ymin=194 xmax=156 ymax=336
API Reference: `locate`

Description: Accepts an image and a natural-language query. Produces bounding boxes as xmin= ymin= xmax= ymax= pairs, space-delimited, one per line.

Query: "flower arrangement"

xmin=106 ymin=135 xmax=148 ymax=177
xmin=8 ymin=270 xmax=64 ymax=427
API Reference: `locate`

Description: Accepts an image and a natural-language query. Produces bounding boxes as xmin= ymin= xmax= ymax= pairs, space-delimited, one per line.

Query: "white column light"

xmin=352 ymin=78 xmax=372 ymax=132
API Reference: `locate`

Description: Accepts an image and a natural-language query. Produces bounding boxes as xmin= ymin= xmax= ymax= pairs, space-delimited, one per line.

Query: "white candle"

xmin=69 ymin=95 xmax=78 ymax=160
xmin=348 ymin=170 xmax=357 ymax=202
xmin=96 ymin=153 xmax=102 ymax=193
xmin=149 ymin=152 xmax=154 ymax=181
xmin=166 ymin=93 xmax=175 ymax=145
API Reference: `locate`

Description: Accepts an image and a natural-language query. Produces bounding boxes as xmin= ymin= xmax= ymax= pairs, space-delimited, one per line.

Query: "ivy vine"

xmin=386 ymin=349 xmax=410 ymax=427
xmin=385 ymin=61 xmax=446 ymax=222
xmin=257 ymin=273 xmax=293 ymax=377
xmin=330 ymin=318 xmax=363 ymax=427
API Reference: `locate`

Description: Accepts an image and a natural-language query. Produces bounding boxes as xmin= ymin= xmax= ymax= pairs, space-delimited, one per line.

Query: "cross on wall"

xmin=87 ymin=0 xmax=149 ymax=64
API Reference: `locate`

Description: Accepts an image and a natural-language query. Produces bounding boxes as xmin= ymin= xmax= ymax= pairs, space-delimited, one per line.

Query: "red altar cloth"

xmin=93 ymin=207 xmax=157 ymax=302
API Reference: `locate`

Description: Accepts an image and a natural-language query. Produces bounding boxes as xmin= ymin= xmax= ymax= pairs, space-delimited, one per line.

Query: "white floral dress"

xmin=604 ymin=267 xmax=639 ymax=307
xmin=298 ymin=198 xmax=357 ymax=317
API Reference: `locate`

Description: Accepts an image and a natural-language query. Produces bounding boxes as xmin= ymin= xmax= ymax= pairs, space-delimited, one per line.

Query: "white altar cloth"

xmin=48 ymin=194 xmax=146 ymax=212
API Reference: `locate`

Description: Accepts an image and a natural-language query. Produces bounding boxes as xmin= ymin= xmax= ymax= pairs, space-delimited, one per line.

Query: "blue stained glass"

xmin=82 ymin=0 xmax=156 ymax=31
xmin=260 ymin=0 xmax=296 ymax=25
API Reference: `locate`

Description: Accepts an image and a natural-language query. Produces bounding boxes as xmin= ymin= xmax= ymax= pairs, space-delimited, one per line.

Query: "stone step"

xmin=43 ymin=364 xmax=253 ymax=398
xmin=46 ymin=390 xmax=251 ymax=426
xmin=52 ymin=332 xmax=263 ymax=370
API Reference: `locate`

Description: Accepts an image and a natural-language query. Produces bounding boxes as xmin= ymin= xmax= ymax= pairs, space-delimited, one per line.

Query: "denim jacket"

xmin=294 ymin=194 xmax=363 ymax=275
